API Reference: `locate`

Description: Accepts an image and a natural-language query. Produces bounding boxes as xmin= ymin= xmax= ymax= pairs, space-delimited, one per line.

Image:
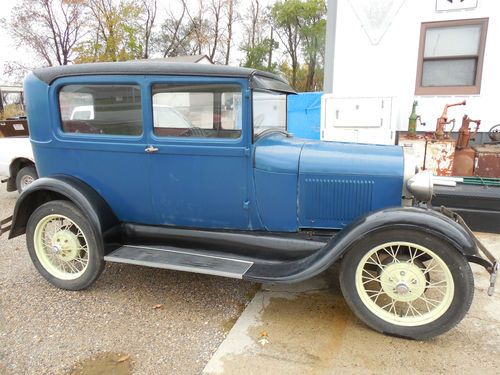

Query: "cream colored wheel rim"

xmin=33 ymin=214 xmax=90 ymax=280
xmin=355 ymin=241 xmax=454 ymax=326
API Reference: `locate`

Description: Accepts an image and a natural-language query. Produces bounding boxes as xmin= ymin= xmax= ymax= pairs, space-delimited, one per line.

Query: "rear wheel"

xmin=339 ymin=229 xmax=474 ymax=340
xmin=26 ymin=200 xmax=104 ymax=290
xmin=16 ymin=165 xmax=38 ymax=193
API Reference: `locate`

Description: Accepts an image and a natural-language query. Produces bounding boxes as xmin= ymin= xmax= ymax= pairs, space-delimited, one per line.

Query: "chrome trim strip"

xmin=124 ymin=244 xmax=254 ymax=265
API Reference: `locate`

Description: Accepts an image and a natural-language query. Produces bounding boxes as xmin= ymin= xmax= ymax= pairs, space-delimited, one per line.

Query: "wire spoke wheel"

xmin=355 ymin=241 xmax=454 ymax=326
xmin=33 ymin=214 xmax=90 ymax=280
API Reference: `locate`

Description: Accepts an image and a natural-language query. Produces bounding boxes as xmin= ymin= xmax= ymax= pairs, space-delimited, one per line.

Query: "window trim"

xmin=58 ymin=83 xmax=144 ymax=137
xmin=415 ymin=18 xmax=488 ymax=95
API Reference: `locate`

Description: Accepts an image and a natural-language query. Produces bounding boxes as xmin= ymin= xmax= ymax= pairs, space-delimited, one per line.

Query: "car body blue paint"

xmin=24 ymin=71 xmax=405 ymax=233
xmin=298 ymin=141 xmax=403 ymax=228
xmin=252 ymin=134 xmax=404 ymax=231
xmin=254 ymin=132 xmax=304 ymax=173
xmin=300 ymin=141 xmax=403 ymax=176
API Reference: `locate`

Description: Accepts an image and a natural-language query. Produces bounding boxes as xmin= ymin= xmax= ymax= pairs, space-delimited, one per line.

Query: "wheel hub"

xmin=51 ymin=230 xmax=80 ymax=261
xmin=395 ymin=282 xmax=410 ymax=295
xmin=380 ymin=262 xmax=427 ymax=302
xmin=21 ymin=175 xmax=34 ymax=189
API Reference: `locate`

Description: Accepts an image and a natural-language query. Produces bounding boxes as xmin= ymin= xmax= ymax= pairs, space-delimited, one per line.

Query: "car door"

xmin=50 ymin=78 xmax=154 ymax=224
xmin=146 ymin=77 xmax=251 ymax=229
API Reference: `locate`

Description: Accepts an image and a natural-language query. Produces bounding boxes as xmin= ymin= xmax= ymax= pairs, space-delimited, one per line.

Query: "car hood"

xmin=254 ymin=132 xmax=403 ymax=177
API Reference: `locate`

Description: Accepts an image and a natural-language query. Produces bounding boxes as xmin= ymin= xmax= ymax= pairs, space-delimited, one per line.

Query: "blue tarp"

xmin=287 ymin=92 xmax=322 ymax=140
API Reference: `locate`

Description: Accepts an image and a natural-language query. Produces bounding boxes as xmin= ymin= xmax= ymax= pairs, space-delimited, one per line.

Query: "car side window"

xmin=59 ymin=85 xmax=142 ymax=136
xmin=152 ymin=84 xmax=242 ymax=139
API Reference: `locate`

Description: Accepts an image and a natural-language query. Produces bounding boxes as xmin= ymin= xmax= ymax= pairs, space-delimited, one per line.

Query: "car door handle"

xmin=145 ymin=145 xmax=159 ymax=153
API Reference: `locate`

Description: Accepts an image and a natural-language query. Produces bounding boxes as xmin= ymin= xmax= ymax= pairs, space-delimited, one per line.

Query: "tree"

xmin=271 ymin=0 xmax=302 ymax=87
xmin=181 ymin=0 xmax=210 ymax=56
xmin=240 ymin=0 xmax=277 ymax=72
xmin=154 ymin=1 xmax=194 ymax=58
xmin=179 ymin=0 xmax=235 ymax=64
xmin=8 ymin=0 xmax=87 ymax=67
xmin=141 ymin=0 xmax=157 ymax=59
xmin=75 ymin=0 xmax=144 ymax=62
xmin=207 ymin=0 xmax=223 ymax=62
xmin=271 ymin=0 xmax=326 ymax=91
xmin=299 ymin=0 xmax=326 ymax=91
xmin=223 ymin=0 xmax=237 ymax=65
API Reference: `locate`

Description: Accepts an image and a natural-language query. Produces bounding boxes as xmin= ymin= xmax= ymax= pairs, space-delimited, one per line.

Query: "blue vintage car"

xmin=0 ymin=61 xmax=497 ymax=340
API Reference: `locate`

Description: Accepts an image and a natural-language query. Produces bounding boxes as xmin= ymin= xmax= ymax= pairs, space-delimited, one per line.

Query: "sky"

xmin=0 ymin=0 xmax=277 ymax=85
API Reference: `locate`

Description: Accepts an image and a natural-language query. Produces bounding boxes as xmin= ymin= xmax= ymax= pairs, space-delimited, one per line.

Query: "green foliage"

xmin=5 ymin=0 xmax=326 ymax=92
xmin=278 ymin=61 xmax=323 ymax=92
xmin=242 ymin=38 xmax=279 ymax=73
xmin=75 ymin=0 xmax=145 ymax=63
xmin=271 ymin=0 xmax=326 ymax=91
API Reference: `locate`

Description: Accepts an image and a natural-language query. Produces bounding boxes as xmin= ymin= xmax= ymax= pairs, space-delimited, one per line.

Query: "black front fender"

xmin=243 ymin=206 xmax=478 ymax=283
xmin=9 ymin=175 xmax=118 ymax=239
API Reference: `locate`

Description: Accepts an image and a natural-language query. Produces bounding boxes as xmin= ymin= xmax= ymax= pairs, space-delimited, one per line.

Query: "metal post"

xmin=323 ymin=0 xmax=338 ymax=94
xmin=0 ymin=89 xmax=4 ymax=113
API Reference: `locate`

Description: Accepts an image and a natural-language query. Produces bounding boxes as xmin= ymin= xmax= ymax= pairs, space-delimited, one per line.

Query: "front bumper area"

xmin=440 ymin=206 xmax=499 ymax=296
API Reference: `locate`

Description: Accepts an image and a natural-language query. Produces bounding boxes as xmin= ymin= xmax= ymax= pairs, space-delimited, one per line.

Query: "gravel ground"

xmin=0 ymin=189 xmax=258 ymax=375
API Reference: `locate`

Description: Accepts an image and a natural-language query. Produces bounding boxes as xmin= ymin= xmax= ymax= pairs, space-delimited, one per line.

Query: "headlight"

xmin=406 ymin=171 xmax=434 ymax=202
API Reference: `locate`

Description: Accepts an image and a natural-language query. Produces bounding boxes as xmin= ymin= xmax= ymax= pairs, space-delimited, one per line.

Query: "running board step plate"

xmin=104 ymin=245 xmax=253 ymax=279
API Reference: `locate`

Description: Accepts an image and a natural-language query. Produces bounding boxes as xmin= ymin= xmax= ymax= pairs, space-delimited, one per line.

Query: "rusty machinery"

xmin=452 ymin=115 xmax=480 ymax=176
xmin=434 ymin=100 xmax=466 ymax=140
xmin=489 ymin=124 xmax=500 ymax=144
xmin=470 ymin=124 xmax=500 ymax=178
xmin=424 ymin=101 xmax=465 ymax=176
xmin=407 ymin=100 xmax=425 ymax=138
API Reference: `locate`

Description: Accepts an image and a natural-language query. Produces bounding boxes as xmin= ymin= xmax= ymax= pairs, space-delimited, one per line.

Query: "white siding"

xmin=322 ymin=0 xmax=500 ymax=143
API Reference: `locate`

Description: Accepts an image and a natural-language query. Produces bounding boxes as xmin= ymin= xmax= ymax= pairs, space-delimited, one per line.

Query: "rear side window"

xmin=59 ymin=85 xmax=142 ymax=136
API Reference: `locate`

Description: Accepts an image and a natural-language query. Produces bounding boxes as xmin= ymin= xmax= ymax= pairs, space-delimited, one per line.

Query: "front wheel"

xmin=26 ymin=200 xmax=104 ymax=290
xmin=339 ymin=229 xmax=474 ymax=340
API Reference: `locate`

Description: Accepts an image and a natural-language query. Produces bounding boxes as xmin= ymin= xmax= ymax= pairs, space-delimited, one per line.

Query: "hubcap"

xmin=20 ymin=175 xmax=34 ymax=190
xmin=355 ymin=241 xmax=454 ymax=326
xmin=380 ymin=262 xmax=427 ymax=302
xmin=33 ymin=214 xmax=90 ymax=280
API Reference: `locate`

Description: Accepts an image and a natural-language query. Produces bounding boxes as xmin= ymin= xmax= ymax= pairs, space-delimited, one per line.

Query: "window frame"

xmin=251 ymin=88 xmax=289 ymax=143
xmin=150 ymin=82 xmax=244 ymax=141
xmin=415 ymin=18 xmax=488 ymax=95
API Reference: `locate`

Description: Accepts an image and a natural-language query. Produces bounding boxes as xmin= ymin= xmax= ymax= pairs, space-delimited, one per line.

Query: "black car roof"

xmin=32 ymin=60 xmax=296 ymax=93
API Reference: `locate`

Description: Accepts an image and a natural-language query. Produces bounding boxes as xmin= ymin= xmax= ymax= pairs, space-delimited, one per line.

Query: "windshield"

xmin=252 ymin=90 xmax=287 ymax=137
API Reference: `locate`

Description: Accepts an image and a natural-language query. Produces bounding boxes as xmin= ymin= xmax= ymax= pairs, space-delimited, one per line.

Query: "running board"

xmin=104 ymin=245 xmax=254 ymax=279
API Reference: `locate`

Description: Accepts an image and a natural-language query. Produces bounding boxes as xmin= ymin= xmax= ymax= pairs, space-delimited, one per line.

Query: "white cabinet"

xmin=321 ymin=95 xmax=395 ymax=145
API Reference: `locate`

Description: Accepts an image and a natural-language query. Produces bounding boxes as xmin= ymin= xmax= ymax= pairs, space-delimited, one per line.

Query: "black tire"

xmin=16 ymin=165 xmax=38 ymax=193
xmin=339 ymin=228 xmax=474 ymax=340
xmin=26 ymin=200 xmax=105 ymax=290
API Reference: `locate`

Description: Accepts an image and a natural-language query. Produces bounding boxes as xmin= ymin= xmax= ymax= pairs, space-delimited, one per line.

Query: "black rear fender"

xmin=9 ymin=175 xmax=118 ymax=240
xmin=243 ymin=206 xmax=478 ymax=283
